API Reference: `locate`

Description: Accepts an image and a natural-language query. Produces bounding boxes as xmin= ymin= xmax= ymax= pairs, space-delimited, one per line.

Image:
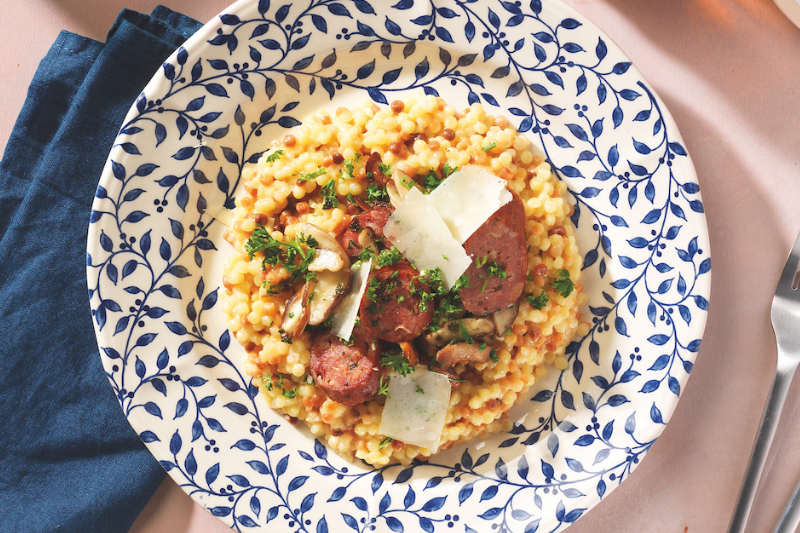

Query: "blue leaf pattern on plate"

xmin=87 ymin=0 xmax=710 ymax=531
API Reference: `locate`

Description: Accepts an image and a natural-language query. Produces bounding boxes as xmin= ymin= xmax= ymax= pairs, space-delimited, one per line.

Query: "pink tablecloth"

xmin=2 ymin=1 xmax=799 ymax=532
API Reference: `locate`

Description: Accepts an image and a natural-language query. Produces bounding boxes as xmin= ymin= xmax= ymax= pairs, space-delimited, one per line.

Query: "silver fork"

xmin=727 ymin=230 xmax=800 ymax=533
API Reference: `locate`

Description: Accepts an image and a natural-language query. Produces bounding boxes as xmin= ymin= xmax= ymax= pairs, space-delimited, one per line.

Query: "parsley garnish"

xmin=297 ymin=168 xmax=326 ymax=182
xmin=419 ymin=169 xmax=445 ymax=192
xmin=485 ymin=260 xmax=507 ymax=279
xmin=458 ymin=321 xmax=474 ymax=345
xmin=379 ymin=436 xmax=393 ymax=448
xmin=265 ymin=149 xmax=284 ymax=163
xmin=378 ymin=374 xmax=390 ymax=396
xmin=552 ymin=269 xmax=575 ymax=298
xmin=481 ymin=142 xmax=497 ymax=151
xmin=365 ymin=276 xmax=381 ymax=302
xmin=489 ymin=349 xmax=499 ymax=363
xmin=262 ymin=372 xmax=298 ymax=397
xmin=339 ymin=155 xmax=359 ymax=180
xmin=378 ymin=162 xmax=392 ymax=175
xmin=443 ymin=162 xmax=458 ymax=176
xmin=321 ymin=179 xmax=339 ymax=209
xmin=367 ymin=184 xmax=389 ymax=202
xmin=415 ymin=385 xmax=425 ymax=394
xmin=381 ymin=350 xmax=415 ymax=375
xmin=376 ymin=246 xmax=402 ymax=267
xmin=245 ymin=226 xmax=318 ymax=291
xmin=356 ymin=246 xmax=376 ymax=264
xmin=527 ymin=291 xmax=549 ymax=310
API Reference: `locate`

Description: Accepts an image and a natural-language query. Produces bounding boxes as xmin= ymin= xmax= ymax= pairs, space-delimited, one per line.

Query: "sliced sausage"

xmin=340 ymin=203 xmax=394 ymax=257
xmin=359 ymin=260 xmax=433 ymax=343
xmin=310 ymin=329 xmax=380 ymax=405
xmin=458 ymin=192 xmax=527 ymax=315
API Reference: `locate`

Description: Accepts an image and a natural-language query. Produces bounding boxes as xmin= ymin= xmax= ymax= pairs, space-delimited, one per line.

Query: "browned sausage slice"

xmin=359 ymin=260 xmax=433 ymax=343
xmin=340 ymin=203 xmax=394 ymax=257
xmin=458 ymin=192 xmax=527 ymax=315
xmin=310 ymin=329 xmax=380 ymax=405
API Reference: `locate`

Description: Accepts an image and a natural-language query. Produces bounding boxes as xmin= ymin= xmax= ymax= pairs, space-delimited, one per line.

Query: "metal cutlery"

xmin=727 ymin=230 xmax=800 ymax=533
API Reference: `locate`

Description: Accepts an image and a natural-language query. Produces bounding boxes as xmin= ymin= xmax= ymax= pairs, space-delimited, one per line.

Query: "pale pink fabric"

xmin=2 ymin=1 xmax=799 ymax=532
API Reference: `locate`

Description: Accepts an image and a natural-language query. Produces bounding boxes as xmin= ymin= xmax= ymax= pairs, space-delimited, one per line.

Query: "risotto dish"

xmin=222 ymin=94 xmax=587 ymax=466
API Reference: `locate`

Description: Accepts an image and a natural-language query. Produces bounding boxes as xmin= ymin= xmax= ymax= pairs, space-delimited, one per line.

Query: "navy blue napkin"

xmin=0 ymin=7 xmax=202 ymax=532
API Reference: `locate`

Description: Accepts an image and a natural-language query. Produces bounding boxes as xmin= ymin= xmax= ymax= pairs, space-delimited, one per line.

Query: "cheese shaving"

xmin=329 ymin=259 xmax=372 ymax=340
xmin=383 ymin=188 xmax=471 ymax=289
xmin=378 ymin=368 xmax=451 ymax=451
xmin=427 ymin=164 xmax=512 ymax=243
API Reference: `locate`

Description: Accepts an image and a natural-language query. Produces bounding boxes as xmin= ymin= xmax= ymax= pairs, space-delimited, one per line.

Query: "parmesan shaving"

xmin=378 ymin=368 xmax=451 ymax=451
xmin=427 ymin=165 xmax=512 ymax=243
xmin=383 ymin=187 xmax=471 ymax=289
xmin=329 ymin=259 xmax=372 ymax=340
xmin=206 ymin=205 xmax=234 ymax=227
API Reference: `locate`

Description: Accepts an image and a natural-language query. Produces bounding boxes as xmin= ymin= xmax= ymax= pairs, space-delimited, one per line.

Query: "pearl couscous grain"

xmin=222 ymin=94 xmax=587 ymax=466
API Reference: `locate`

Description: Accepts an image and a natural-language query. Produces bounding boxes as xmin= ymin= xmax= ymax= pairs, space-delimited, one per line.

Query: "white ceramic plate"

xmin=87 ymin=1 xmax=710 ymax=531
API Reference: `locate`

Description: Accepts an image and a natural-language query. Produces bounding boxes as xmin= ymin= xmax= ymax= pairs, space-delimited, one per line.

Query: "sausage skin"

xmin=310 ymin=329 xmax=380 ymax=405
xmin=458 ymin=192 xmax=527 ymax=315
xmin=340 ymin=203 xmax=394 ymax=257
xmin=359 ymin=260 xmax=433 ymax=343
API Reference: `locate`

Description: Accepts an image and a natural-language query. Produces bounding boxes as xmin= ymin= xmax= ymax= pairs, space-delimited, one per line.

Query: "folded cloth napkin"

xmin=0 ymin=7 xmax=202 ymax=532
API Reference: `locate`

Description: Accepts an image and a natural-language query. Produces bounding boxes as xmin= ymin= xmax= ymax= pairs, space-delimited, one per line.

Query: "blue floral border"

xmin=87 ymin=1 xmax=710 ymax=531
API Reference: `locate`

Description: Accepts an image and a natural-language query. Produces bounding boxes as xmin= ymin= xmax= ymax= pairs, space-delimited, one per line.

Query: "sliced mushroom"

xmin=399 ymin=342 xmax=419 ymax=367
xmin=309 ymin=248 xmax=345 ymax=272
xmin=385 ymin=181 xmax=404 ymax=208
xmin=436 ymin=342 xmax=493 ymax=368
xmin=281 ymin=280 xmax=313 ymax=337
xmin=308 ymin=267 xmax=352 ymax=325
xmin=492 ymin=299 xmax=520 ymax=336
xmin=365 ymin=152 xmax=390 ymax=184
xmin=282 ymin=222 xmax=354 ymax=335
xmin=295 ymin=222 xmax=351 ymax=273
xmin=391 ymin=169 xmax=421 ymax=202
xmin=357 ymin=229 xmax=377 ymax=256
xmin=425 ymin=318 xmax=495 ymax=346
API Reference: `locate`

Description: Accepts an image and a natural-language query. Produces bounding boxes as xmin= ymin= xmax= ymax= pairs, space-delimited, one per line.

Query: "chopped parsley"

xmin=379 ymin=436 xmax=393 ymax=448
xmin=367 ymin=183 xmax=389 ymax=202
xmin=378 ymin=374 xmax=390 ymax=396
xmin=481 ymin=142 xmax=497 ymax=151
xmin=526 ymin=291 xmax=549 ymax=310
xmin=321 ymin=179 xmax=339 ymax=209
xmin=261 ymin=372 xmax=298 ymax=397
xmin=245 ymin=225 xmax=317 ymax=293
xmin=365 ymin=275 xmax=381 ymax=302
xmin=355 ymin=246 xmax=376 ymax=263
xmin=282 ymin=387 xmax=297 ymax=399
xmin=552 ymin=269 xmax=575 ymax=298
xmin=411 ymin=269 xmax=469 ymax=329
xmin=376 ymin=246 xmax=403 ymax=267
xmin=339 ymin=155 xmax=359 ymax=180
xmin=489 ymin=349 xmax=499 ymax=363
xmin=265 ymin=149 xmax=284 ymax=163
xmin=419 ymin=169 xmax=445 ymax=192
xmin=484 ymin=260 xmax=507 ymax=279
xmin=443 ymin=162 xmax=458 ymax=176
xmin=415 ymin=385 xmax=425 ymax=394
xmin=378 ymin=162 xmax=392 ymax=175
xmin=380 ymin=350 xmax=415 ymax=375
xmin=458 ymin=321 xmax=475 ymax=345
xmin=297 ymin=168 xmax=326 ymax=182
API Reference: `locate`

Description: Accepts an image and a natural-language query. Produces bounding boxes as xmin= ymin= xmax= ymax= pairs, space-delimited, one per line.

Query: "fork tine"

xmin=775 ymin=231 xmax=800 ymax=297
